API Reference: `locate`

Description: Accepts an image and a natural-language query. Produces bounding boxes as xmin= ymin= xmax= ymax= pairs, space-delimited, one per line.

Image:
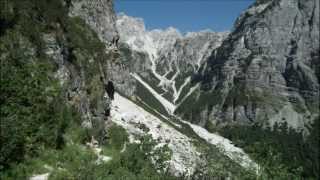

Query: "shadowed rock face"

xmin=177 ymin=0 xmax=319 ymax=131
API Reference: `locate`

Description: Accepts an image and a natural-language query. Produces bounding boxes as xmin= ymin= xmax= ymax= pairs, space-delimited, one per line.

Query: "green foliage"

xmin=0 ymin=0 xmax=158 ymax=179
xmin=0 ymin=0 xmax=15 ymax=35
xmin=175 ymin=89 xmax=222 ymax=124
xmin=135 ymin=80 xmax=169 ymax=116
xmin=98 ymin=135 xmax=176 ymax=180
xmin=138 ymin=72 xmax=166 ymax=97
xmin=107 ymin=125 xmax=129 ymax=150
xmin=204 ymin=120 xmax=218 ymax=133
xmin=0 ymin=0 xmax=69 ymax=54
xmin=1 ymin=143 xmax=98 ymax=179
xmin=63 ymin=115 xmax=89 ymax=145
xmin=64 ymin=17 xmax=108 ymax=114
xmin=66 ymin=17 xmax=105 ymax=56
xmin=1 ymin=133 xmax=178 ymax=180
xmin=0 ymin=28 xmax=77 ymax=170
xmin=0 ymin=0 xmax=92 ymax=173
xmin=174 ymin=83 xmax=192 ymax=105
xmin=1 ymin=95 xmax=175 ymax=178
xmin=193 ymin=146 xmax=256 ymax=179
xmin=219 ymin=119 xmax=320 ymax=179
xmin=152 ymin=144 xmax=172 ymax=173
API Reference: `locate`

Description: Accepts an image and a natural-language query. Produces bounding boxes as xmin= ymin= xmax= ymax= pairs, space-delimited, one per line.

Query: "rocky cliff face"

xmin=176 ymin=0 xmax=319 ymax=131
xmin=155 ymin=31 xmax=228 ymax=105
xmin=43 ymin=0 xmax=119 ymax=136
xmin=69 ymin=0 xmax=118 ymax=43
xmin=114 ymin=13 xmax=228 ymax=114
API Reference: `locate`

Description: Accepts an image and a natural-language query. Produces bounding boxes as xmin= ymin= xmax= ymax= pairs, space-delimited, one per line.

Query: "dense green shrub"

xmin=98 ymin=135 xmax=176 ymax=180
xmin=66 ymin=17 xmax=105 ymax=56
xmin=107 ymin=125 xmax=129 ymax=150
xmin=0 ymin=28 xmax=77 ymax=170
xmin=1 ymin=133 xmax=178 ymax=180
xmin=219 ymin=118 xmax=320 ymax=179
xmin=0 ymin=0 xmax=79 ymax=172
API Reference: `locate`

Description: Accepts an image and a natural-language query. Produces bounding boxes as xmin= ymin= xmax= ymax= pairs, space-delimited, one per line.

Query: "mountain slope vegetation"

xmin=0 ymin=0 xmax=180 ymax=179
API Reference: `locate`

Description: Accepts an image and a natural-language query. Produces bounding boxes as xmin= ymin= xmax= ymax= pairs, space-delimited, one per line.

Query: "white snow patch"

xmin=111 ymin=93 xmax=200 ymax=176
xmin=132 ymin=73 xmax=176 ymax=114
xmin=174 ymin=77 xmax=191 ymax=103
xmin=177 ymin=83 xmax=200 ymax=107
